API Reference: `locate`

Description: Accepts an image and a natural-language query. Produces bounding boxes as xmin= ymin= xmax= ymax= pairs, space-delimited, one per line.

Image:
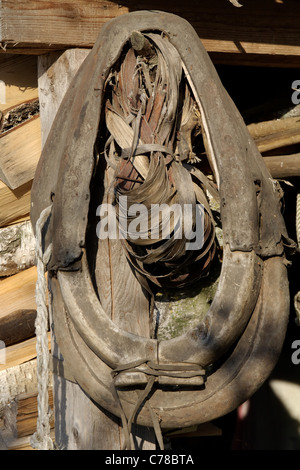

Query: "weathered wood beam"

xmin=1 ymin=1 xmax=300 ymax=66
xmin=16 ymin=390 xmax=54 ymax=439
xmin=0 ymin=115 xmax=41 ymax=190
xmin=0 ymin=334 xmax=51 ymax=372
xmin=0 ymin=0 xmax=126 ymax=49
xmin=0 ymin=179 xmax=32 ymax=227
xmin=0 ymin=55 xmax=39 ymax=226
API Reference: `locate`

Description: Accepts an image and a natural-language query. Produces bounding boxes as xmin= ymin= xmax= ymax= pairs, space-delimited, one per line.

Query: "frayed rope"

xmin=30 ymin=205 xmax=54 ymax=450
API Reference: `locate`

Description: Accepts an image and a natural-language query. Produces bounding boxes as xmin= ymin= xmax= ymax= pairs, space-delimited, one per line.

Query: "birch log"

xmin=0 ymin=220 xmax=35 ymax=277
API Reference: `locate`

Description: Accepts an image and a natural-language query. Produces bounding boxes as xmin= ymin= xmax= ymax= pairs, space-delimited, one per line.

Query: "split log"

xmin=0 ymin=179 xmax=32 ymax=227
xmin=248 ymin=115 xmax=300 ymax=154
xmin=248 ymin=116 xmax=300 ymax=140
xmin=263 ymin=154 xmax=300 ymax=179
xmin=246 ymin=115 xmax=300 ymax=177
xmin=0 ymin=55 xmax=39 ymax=228
xmin=0 ymin=334 xmax=51 ymax=372
xmin=0 ymin=309 xmax=37 ymax=348
xmin=0 ymin=266 xmax=37 ymax=315
xmin=0 ymin=264 xmax=40 ymax=349
xmin=254 ymin=127 xmax=300 ymax=154
xmin=3 ymin=436 xmax=34 ymax=451
xmin=0 ymin=220 xmax=35 ymax=277
xmin=0 ymin=114 xmax=41 ymax=190
xmin=16 ymin=390 xmax=54 ymax=439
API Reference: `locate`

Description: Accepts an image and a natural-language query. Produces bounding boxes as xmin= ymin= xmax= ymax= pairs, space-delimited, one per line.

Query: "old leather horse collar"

xmin=31 ymin=11 xmax=292 ymax=440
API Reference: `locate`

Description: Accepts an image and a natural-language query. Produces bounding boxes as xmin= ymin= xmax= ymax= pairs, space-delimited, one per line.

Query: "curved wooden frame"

xmin=31 ymin=11 xmax=290 ymax=429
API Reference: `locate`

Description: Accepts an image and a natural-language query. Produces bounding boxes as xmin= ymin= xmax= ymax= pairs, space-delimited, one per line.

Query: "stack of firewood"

xmin=0 ymin=54 xmax=53 ymax=450
xmin=249 ymin=114 xmax=300 ymax=179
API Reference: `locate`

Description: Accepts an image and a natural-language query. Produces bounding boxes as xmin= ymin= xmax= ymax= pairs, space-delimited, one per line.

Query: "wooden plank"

xmin=16 ymin=390 xmax=54 ymax=439
xmin=0 ymin=179 xmax=32 ymax=227
xmin=0 ymin=47 xmax=61 ymax=56
xmin=0 ymin=334 xmax=51 ymax=372
xmin=247 ymin=116 xmax=300 ymax=155
xmin=1 ymin=1 xmax=300 ymax=66
xmin=0 ymin=55 xmax=38 ymax=112
xmin=0 ymin=309 xmax=37 ymax=347
xmin=53 ymin=377 xmax=127 ymax=450
xmin=0 ymin=115 xmax=41 ymax=189
xmin=0 ymin=266 xmax=37 ymax=320
xmin=0 ymin=0 xmax=127 ymax=49
xmin=0 ymin=433 xmax=7 ymax=450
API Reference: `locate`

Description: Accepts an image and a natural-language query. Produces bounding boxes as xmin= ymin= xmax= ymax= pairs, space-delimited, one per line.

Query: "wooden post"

xmin=38 ymin=49 xmax=156 ymax=450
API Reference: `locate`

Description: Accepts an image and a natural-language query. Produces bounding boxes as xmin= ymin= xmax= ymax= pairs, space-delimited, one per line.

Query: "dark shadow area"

xmin=215 ymin=64 xmax=300 ymax=123
xmin=166 ymin=313 xmax=300 ymax=451
xmin=229 ymin=314 xmax=300 ymax=450
xmin=0 ymin=55 xmax=38 ymax=91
